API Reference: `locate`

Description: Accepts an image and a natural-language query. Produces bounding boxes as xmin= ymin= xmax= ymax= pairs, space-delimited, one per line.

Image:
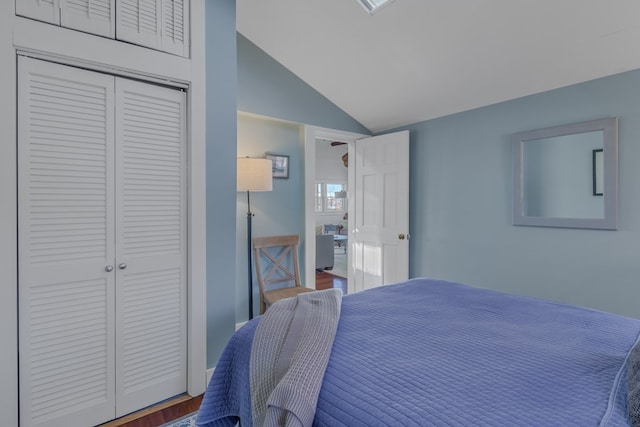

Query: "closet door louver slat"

xmin=114 ymin=77 xmax=187 ymax=416
xmin=18 ymin=56 xmax=116 ymax=427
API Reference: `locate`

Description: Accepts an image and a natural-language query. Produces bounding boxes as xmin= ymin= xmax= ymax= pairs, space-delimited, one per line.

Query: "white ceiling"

xmin=237 ymin=0 xmax=640 ymax=133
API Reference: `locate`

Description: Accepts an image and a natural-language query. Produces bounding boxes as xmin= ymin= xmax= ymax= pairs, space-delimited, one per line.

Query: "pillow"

xmin=628 ymin=339 xmax=640 ymax=426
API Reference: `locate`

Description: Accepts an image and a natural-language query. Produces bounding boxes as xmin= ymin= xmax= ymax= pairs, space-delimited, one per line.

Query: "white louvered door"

xmin=117 ymin=0 xmax=189 ymax=57
xmin=18 ymin=57 xmax=116 ymax=427
xmin=19 ymin=57 xmax=187 ymax=427
xmin=114 ymin=78 xmax=187 ymax=416
xmin=160 ymin=0 xmax=189 ymax=56
xmin=60 ymin=0 xmax=115 ymax=38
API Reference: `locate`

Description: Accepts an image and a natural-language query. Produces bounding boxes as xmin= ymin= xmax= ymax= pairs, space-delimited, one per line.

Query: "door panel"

xmin=114 ymin=77 xmax=187 ymax=416
xmin=352 ymin=131 xmax=409 ymax=293
xmin=61 ymin=0 xmax=115 ymax=38
xmin=16 ymin=0 xmax=60 ymax=25
xmin=18 ymin=56 xmax=116 ymax=427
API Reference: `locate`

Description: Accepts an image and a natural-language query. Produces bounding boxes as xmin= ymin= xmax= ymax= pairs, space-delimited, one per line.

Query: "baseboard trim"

xmin=235 ymin=321 xmax=247 ymax=331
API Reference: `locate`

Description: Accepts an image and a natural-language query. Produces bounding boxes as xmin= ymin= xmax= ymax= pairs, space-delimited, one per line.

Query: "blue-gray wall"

xmin=395 ymin=69 xmax=640 ymax=319
xmin=236 ymin=115 xmax=305 ymax=321
xmin=237 ymin=34 xmax=369 ymax=135
xmin=205 ymin=0 xmax=237 ymax=368
xmin=233 ymin=35 xmax=370 ymax=323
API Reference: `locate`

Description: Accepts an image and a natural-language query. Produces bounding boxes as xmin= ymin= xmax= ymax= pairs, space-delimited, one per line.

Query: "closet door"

xmin=114 ymin=78 xmax=187 ymax=416
xmin=16 ymin=0 xmax=61 ymax=25
xmin=60 ymin=0 xmax=116 ymax=38
xmin=18 ymin=57 xmax=116 ymax=427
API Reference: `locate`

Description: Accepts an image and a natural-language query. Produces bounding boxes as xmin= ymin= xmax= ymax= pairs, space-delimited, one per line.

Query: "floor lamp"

xmin=237 ymin=157 xmax=273 ymax=320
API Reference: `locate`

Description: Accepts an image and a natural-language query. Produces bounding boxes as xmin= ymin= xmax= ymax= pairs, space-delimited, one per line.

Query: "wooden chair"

xmin=253 ymin=235 xmax=315 ymax=314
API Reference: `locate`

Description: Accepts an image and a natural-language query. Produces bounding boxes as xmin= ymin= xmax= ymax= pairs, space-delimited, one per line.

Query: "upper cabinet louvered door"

xmin=114 ymin=78 xmax=187 ymax=416
xmin=160 ymin=0 xmax=188 ymax=56
xmin=116 ymin=0 xmax=161 ymax=51
xmin=60 ymin=0 xmax=115 ymax=38
xmin=116 ymin=0 xmax=189 ymax=57
xmin=18 ymin=56 xmax=116 ymax=427
xmin=16 ymin=0 xmax=61 ymax=25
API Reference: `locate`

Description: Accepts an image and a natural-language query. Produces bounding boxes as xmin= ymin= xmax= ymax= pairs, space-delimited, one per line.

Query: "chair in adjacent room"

xmin=253 ymin=234 xmax=315 ymax=314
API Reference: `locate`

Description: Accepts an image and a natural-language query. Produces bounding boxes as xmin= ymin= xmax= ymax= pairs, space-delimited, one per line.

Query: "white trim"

xmin=14 ymin=16 xmax=192 ymax=85
xmin=235 ymin=321 xmax=248 ymax=331
xmin=206 ymin=368 xmax=215 ymax=386
xmin=0 ymin=1 xmax=18 ymax=425
xmin=304 ymin=126 xmax=369 ymax=289
xmin=187 ymin=0 xmax=207 ymax=398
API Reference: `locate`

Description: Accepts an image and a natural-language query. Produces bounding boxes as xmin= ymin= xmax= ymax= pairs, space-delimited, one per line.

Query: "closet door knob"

xmin=105 ymin=265 xmax=114 ymax=272
xmin=118 ymin=263 xmax=127 ymax=270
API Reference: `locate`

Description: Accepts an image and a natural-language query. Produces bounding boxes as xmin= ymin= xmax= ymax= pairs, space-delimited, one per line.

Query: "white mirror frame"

xmin=512 ymin=117 xmax=618 ymax=230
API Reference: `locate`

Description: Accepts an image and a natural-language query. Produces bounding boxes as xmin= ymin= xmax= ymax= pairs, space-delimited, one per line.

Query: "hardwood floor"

xmin=99 ymin=394 xmax=203 ymax=427
xmin=316 ymin=270 xmax=348 ymax=294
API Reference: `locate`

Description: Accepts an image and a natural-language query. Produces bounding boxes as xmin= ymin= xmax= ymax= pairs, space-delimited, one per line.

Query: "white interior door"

xmin=351 ymin=130 xmax=410 ymax=293
xmin=18 ymin=56 xmax=116 ymax=427
xmin=114 ymin=77 xmax=187 ymax=416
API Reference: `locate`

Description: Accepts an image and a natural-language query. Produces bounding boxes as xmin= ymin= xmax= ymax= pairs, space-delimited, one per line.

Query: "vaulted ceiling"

xmin=237 ymin=0 xmax=640 ymax=133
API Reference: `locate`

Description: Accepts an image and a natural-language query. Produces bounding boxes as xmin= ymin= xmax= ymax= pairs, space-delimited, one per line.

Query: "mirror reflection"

xmin=512 ymin=117 xmax=618 ymax=230
xmin=523 ymin=131 xmax=604 ymax=219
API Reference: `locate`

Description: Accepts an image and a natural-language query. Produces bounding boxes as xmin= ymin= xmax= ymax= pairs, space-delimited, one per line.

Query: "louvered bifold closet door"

xmin=60 ymin=0 xmax=115 ymax=38
xmin=114 ymin=78 xmax=187 ymax=416
xmin=18 ymin=57 xmax=116 ymax=427
xmin=16 ymin=0 xmax=61 ymax=25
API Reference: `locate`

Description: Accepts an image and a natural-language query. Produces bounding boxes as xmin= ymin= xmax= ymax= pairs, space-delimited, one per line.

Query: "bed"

xmin=196 ymin=278 xmax=640 ymax=426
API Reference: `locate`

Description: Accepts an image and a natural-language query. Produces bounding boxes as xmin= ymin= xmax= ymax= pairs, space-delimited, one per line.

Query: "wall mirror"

xmin=512 ymin=117 xmax=618 ymax=230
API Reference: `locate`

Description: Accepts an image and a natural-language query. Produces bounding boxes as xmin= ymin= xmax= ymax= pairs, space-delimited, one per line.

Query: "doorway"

xmin=303 ymin=126 xmax=368 ymax=292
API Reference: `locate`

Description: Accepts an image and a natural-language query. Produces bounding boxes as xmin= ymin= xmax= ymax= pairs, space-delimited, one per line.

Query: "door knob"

xmin=118 ymin=263 xmax=127 ymax=270
xmin=398 ymin=233 xmax=405 ymax=240
xmin=105 ymin=265 xmax=114 ymax=272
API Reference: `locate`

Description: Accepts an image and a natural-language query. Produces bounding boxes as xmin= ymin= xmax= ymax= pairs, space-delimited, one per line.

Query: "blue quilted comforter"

xmin=197 ymin=278 xmax=640 ymax=426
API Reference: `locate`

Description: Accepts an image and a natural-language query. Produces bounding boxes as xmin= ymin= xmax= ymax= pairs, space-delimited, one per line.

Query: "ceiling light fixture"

xmin=357 ymin=0 xmax=397 ymax=15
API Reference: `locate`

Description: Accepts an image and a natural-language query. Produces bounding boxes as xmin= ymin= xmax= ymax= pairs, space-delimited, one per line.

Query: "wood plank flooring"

xmin=99 ymin=394 xmax=203 ymax=427
xmin=316 ymin=270 xmax=348 ymax=294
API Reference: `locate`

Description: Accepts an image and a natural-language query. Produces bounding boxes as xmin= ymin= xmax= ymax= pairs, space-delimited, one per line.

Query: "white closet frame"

xmin=0 ymin=2 xmax=206 ymax=426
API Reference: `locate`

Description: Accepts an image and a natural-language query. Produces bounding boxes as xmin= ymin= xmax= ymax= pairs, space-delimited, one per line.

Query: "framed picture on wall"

xmin=266 ymin=153 xmax=289 ymax=179
xmin=592 ymin=148 xmax=603 ymax=196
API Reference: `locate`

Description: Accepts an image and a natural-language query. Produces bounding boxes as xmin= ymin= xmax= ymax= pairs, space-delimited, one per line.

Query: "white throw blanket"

xmin=250 ymin=289 xmax=342 ymax=427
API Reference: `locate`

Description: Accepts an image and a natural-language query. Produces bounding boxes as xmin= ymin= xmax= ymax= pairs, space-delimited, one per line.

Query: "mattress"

xmin=197 ymin=278 xmax=640 ymax=426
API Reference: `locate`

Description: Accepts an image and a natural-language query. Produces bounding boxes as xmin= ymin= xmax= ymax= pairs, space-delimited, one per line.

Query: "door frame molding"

xmin=303 ymin=126 xmax=369 ymax=289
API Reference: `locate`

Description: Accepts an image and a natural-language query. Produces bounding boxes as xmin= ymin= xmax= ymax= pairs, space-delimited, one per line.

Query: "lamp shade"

xmin=237 ymin=157 xmax=273 ymax=192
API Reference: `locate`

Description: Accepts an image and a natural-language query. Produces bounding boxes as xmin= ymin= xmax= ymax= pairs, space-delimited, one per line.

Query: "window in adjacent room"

xmin=315 ymin=182 xmax=346 ymax=213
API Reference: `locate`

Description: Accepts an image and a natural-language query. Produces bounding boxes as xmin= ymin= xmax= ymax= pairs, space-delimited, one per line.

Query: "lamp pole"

xmin=246 ymin=190 xmax=254 ymax=320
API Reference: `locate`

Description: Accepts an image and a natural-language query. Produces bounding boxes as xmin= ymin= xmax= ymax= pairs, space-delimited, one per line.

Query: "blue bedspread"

xmin=197 ymin=278 xmax=640 ymax=426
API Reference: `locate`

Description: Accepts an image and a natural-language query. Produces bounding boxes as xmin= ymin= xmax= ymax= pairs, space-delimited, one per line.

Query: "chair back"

xmin=253 ymin=235 xmax=302 ymax=295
